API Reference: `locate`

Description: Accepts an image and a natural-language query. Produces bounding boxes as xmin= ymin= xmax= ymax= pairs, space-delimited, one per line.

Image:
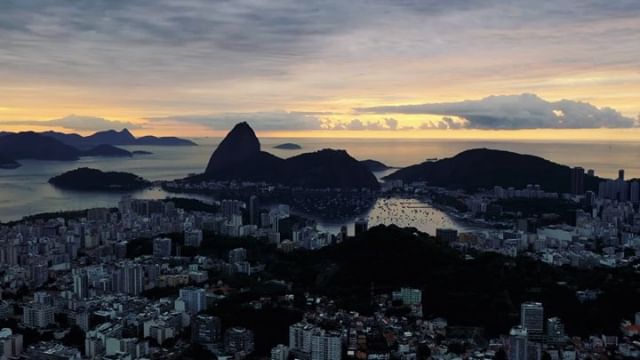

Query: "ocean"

xmin=1 ymin=137 xmax=639 ymax=231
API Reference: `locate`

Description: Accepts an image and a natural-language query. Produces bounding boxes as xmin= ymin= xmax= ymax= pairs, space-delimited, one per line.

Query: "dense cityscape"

xmin=1 ymin=159 xmax=640 ymax=359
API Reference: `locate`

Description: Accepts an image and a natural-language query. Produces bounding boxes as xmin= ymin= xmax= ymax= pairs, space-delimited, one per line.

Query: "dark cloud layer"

xmin=1 ymin=0 xmax=639 ymax=85
xmin=357 ymin=94 xmax=637 ymax=129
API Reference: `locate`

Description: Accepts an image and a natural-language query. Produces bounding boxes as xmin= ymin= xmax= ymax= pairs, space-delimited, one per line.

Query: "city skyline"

xmin=1 ymin=1 xmax=639 ymax=138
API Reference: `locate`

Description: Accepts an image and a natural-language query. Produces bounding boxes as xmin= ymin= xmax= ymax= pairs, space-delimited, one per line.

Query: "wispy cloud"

xmin=7 ymin=115 xmax=143 ymax=132
xmin=145 ymin=111 xmax=323 ymax=131
xmin=147 ymin=112 xmax=407 ymax=132
xmin=419 ymin=117 xmax=468 ymax=130
xmin=357 ymin=94 xmax=638 ymax=129
xmin=330 ymin=118 xmax=400 ymax=131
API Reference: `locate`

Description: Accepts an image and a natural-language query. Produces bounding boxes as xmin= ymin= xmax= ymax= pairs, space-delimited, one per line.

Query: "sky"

xmin=1 ymin=0 xmax=639 ymax=139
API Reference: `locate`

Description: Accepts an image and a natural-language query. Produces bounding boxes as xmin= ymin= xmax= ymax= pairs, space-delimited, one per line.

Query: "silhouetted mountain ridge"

xmin=0 ymin=132 xmax=140 ymax=163
xmin=202 ymin=122 xmax=379 ymax=189
xmin=385 ymin=148 xmax=601 ymax=192
xmin=0 ymin=129 xmax=191 ymax=165
xmin=0 ymin=132 xmax=80 ymax=161
xmin=41 ymin=129 xmax=196 ymax=146
xmin=85 ymin=128 xmax=136 ymax=145
xmin=205 ymin=122 xmax=261 ymax=175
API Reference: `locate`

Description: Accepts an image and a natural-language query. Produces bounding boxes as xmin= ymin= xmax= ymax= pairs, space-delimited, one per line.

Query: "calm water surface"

xmin=309 ymin=197 xmax=472 ymax=235
xmin=1 ymin=137 xmax=639 ymax=225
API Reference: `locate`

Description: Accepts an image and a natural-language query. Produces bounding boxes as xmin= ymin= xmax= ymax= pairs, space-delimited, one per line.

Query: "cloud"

xmin=347 ymin=119 xmax=379 ymax=130
xmin=7 ymin=115 xmax=142 ymax=131
xmin=357 ymin=94 xmax=637 ymax=129
xmin=331 ymin=118 xmax=400 ymax=131
xmin=0 ymin=1 xmax=639 ymax=124
xmin=148 ymin=112 xmax=405 ymax=132
xmin=420 ymin=117 xmax=468 ymax=129
xmin=384 ymin=118 xmax=399 ymax=130
xmin=2 ymin=1 xmax=638 ymax=90
xmin=0 ymin=0 xmax=371 ymax=86
xmin=146 ymin=111 xmax=323 ymax=131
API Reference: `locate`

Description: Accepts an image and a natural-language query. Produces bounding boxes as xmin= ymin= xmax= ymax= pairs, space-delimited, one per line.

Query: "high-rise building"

xmin=184 ymin=229 xmax=203 ymax=248
xmin=619 ymin=169 xmax=625 ymax=181
xmin=191 ymin=315 xmax=221 ymax=344
xmin=520 ymin=302 xmax=544 ymax=340
xmin=22 ymin=304 xmax=55 ymax=329
xmin=30 ymin=263 xmax=48 ymax=288
xmin=546 ymin=317 xmax=565 ymax=342
xmin=178 ymin=287 xmax=207 ymax=314
xmin=125 ymin=264 xmax=144 ymax=295
xmin=105 ymin=337 xmax=149 ymax=359
xmin=620 ymin=180 xmax=630 ymax=202
xmin=311 ymin=329 xmax=342 ymax=360
xmin=270 ymin=344 xmax=290 ymax=360
xmin=509 ymin=326 xmax=528 ymax=360
xmin=587 ymin=169 xmax=595 ymax=177
xmin=153 ymin=237 xmax=172 ymax=258
xmin=73 ymin=270 xmax=89 ymax=300
xmin=0 ymin=328 xmax=23 ymax=359
xmin=392 ymin=288 xmax=423 ymax=317
xmin=584 ymin=191 xmax=596 ymax=207
xmin=289 ymin=322 xmax=314 ymax=354
xmin=631 ymin=181 xmax=640 ymax=204
xmin=221 ymin=200 xmax=244 ymax=220
xmin=249 ymin=195 xmax=260 ymax=226
xmin=33 ymin=292 xmax=53 ymax=306
xmin=260 ymin=212 xmax=272 ymax=228
xmin=112 ymin=263 xmax=144 ymax=296
xmin=527 ymin=342 xmax=541 ymax=360
xmin=224 ymin=327 xmax=254 ymax=355
xmin=570 ymin=167 xmax=584 ymax=195
xmin=392 ymin=288 xmax=422 ymax=305
xmin=229 ymin=248 xmax=247 ymax=263
xmin=354 ymin=218 xmax=368 ymax=237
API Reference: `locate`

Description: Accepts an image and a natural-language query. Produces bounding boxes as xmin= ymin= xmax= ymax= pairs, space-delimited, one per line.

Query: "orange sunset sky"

xmin=1 ymin=1 xmax=639 ymax=140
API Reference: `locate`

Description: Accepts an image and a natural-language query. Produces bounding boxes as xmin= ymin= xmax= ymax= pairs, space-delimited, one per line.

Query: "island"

xmin=132 ymin=150 xmax=153 ymax=156
xmin=273 ymin=143 xmax=302 ymax=150
xmin=0 ymin=156 xmax=20 ymax=169
xmin=80 ymin=144 xmax=132 ymax=157
xmin=48 ymin=167 xmax=151 ymax=191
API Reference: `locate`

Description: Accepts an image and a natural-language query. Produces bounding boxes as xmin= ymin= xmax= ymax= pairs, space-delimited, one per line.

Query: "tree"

xmin=495 ymin=348 xmax=507 ymax=360
xmin=62 ymin=325 xmax=86 ymax=350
